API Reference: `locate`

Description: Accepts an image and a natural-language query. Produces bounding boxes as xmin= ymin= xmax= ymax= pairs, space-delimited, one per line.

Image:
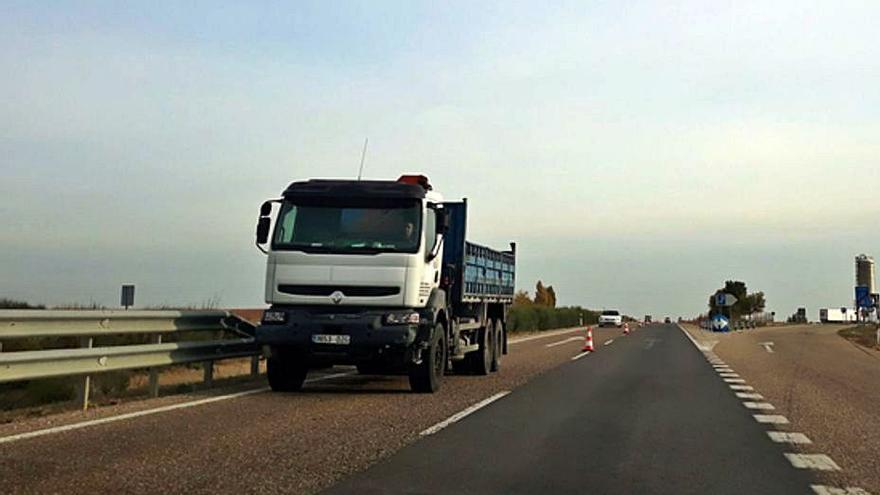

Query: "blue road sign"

xmin=711 ymin=314 xmax=730 ymax=332
xmin=856 ymin=286 xmax=873 ymax=309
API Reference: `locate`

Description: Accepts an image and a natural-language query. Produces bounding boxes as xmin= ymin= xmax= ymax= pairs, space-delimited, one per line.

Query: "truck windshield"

xmin=272 ymin=198 xmax=422 ymax=254
xmin=602 ymin=310 xmax=620 ymax=316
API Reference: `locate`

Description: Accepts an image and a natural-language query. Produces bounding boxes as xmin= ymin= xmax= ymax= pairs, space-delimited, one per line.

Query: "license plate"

xmin=311 ymin=334 xmax=351 ymax=345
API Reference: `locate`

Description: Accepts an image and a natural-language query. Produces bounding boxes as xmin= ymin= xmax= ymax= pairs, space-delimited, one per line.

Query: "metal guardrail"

xmin=0 ymin=310 xmax=260 ymax=409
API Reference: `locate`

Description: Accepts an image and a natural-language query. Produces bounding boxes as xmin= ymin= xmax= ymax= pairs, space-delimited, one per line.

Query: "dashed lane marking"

xmin=420 ymin=391 xmax=511 ymax=436
xmin=743 ymin=402 xmax=775 ymax=410
xmin=784 ymin=453 xmax=841 ymax=471
xmin=767 ymin=432 xmax=812 ymax=444
xmin=603 ymin=339 xmax=614 ymax=346
xmin=754 ymin=414 xmax=790 ymax=424
xmin=723 ymin=378 xmax=746 ymax=384
xmin=736 ymin=392 xmax=764 ymax=400
xmin=545 ymin=336 xmax=583 ymax=348
xmin=719 ymin=372 xmax=740 ymax=378
xmin=730 ymin=384 xmax=755 ymax=391
xmin=571 ymin=351 xmax=591 ymax=361
xmin=811 ymin=485 xmax=871 ymax=495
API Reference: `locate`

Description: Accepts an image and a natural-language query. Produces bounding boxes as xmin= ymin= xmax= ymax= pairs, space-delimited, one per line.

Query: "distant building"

xmin=855 ymin=254 xmax=875 ymax=294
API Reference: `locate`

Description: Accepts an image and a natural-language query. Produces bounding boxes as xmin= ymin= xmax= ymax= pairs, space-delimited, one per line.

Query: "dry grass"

xmin=838 ymin=324 xmax=880 ymax=350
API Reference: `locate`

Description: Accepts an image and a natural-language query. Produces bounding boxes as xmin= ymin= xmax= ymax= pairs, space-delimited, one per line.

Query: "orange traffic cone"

xmin=623 ymin=323 xmax=630 ymax=335
xmin=582 ymin=326 xmax=595 ymax=352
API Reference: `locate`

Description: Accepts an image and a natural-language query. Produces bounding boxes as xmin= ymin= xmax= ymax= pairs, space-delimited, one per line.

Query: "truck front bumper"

xmin=255 ymin=307 xmax=430 ymax=365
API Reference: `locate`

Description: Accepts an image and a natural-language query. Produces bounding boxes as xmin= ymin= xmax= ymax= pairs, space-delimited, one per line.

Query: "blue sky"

xmin=3 ymin=1 xmax=880 ymax=317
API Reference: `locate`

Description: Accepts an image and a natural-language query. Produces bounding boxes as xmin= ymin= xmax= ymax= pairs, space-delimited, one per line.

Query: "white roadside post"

xmin=76 ymin=337 xmax=94 ymax=410
xmin=148 ymin=334 xmax=162 ymax=398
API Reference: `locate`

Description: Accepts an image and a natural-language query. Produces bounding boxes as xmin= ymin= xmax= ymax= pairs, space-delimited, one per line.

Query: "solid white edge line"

xmin=0 ymin=370 xmax=356 ymax=445
xmin=419 ymin=391 xmax=510 ymax=436
xmin=571 ymin=351 xmax=591 ymax=361
xmin=545 ymin=336 xmax=583 ymax=348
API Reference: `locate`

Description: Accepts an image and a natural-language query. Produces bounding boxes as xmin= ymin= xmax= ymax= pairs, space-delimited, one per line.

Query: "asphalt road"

xmin=685 ymin=323 xmax=880 ymax=494
xmin=1 ymin=323 xmax=865 ymax=494
xmin=326 ymin=323 xmax=818 ymax=495
xmin=0 ymin=326 xmax=615 ymax=494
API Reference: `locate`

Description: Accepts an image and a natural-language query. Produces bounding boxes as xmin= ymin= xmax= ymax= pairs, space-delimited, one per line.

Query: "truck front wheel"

xmin=409 ymin=323 xmax=446 ymax=393
xmin=267 ymin=353 xmax=309 ymax=392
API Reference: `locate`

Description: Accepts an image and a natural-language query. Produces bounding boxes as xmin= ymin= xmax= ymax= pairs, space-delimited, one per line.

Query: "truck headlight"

xmin=262 ymin=310 xmax=287 ymax=324
xmin=384 ymin=312 xmax=420 ymax=325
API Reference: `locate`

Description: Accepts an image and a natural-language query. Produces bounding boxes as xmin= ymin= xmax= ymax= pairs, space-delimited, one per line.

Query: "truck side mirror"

xmin=436 ymin=208 xmax=450 ymax=233
xmin=260 ymin=201 xmax=273 ymax=217
xmin=256 ymin=217 xmax=271 ymax=245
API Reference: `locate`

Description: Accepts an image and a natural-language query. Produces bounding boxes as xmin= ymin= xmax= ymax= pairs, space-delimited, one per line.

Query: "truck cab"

xmin=254 ymin=175 xmax=514 ymax=393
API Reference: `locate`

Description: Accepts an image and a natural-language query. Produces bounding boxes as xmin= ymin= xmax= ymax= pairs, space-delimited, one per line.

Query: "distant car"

xmin=664 ymin=316 xmax=672 ymax=324
xmin=599 ymin=310 xmax=623 ymax=327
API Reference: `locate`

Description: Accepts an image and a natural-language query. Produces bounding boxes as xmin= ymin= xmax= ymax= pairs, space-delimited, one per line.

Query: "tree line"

xmin=508 ymin=281 xmax=599 ymax=332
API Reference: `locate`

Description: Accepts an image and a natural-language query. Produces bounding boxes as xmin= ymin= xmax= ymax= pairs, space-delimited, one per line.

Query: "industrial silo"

xmin=855 ymin=254 xmax=875 ymax=294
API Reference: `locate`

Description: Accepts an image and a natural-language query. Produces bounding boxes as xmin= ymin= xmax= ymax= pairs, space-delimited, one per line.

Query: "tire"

xmin=266 ymin=354 xmax=308 ymax=392
xmin=409 ymin=323 xmax=446 ymax=393
xmin=490 ymin=320 xmax=502 ymax=372
xmin=468 ymin=325 xmax=493 ymax=376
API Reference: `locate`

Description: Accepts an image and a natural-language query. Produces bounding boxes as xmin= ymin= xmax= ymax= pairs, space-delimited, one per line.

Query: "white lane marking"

xmin=743 ymin=402 xmax=775 ymax=410
xmin=754 ymin=414 xmax=789 ymax=424
xmin=719 ymin=372 xmax=740 ymax=378
xmin=0 ymin=371 xmax=356 ymax=445
xmin=643 ymin=338 xmax=659 ymax=349
xmin=759 ymin=342 xmax=775 ymax=353
xmin=545 ymin=336 xmax=583 ymax=348
xmin=784 ymin=453 xmax=841 ymax=471
xmin=735 ymin=392 xmax=764 ymax=399
xmin=509 ymin=328 xmax=583 ymax=345
xmin=679 ymin=325 xmax=717 ymax=351
xmin=603 ymin=339 xmax=614 ymax=346
xmin=712 ymin=364 xmax=731 ymax=369
xmin=723 ymin=378 xmax=746 ymax=384
xmin=730 ymin=384 xmax=755 ymax=391
xmin=768 ymin=432 xmax=812 ymax=444
xmin=420 ymin=391 xmax=510 ymax=436
xmin=811 ymin=485 xmax=871 ymax=494
xmin=571 ymin=351 xmax=591 ymax=361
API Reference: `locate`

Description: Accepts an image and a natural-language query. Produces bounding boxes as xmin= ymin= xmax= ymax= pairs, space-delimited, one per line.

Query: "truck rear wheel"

xmin=267 ymin=354 xmax=308 ymax=392
xmin=469 ymin=325 xmax=493 ymax=376
xmin=409 ymin=323 xmax=446 ymax=393
xmin=490 ymin=320 xmax=502 ymax=372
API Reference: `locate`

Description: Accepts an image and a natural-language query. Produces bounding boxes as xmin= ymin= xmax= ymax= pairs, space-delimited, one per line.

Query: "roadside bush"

xmin=508 ymin=306 xmax=598 ymax=332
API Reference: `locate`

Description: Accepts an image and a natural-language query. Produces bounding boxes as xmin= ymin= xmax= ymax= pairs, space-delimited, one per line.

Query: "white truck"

xmin=818 ymin=308 xmax=857 ymax=323
xmin=599 ymin=310 xmax=623 ymax=328
xmin=253 ymin=175 xmax=516 ymax=393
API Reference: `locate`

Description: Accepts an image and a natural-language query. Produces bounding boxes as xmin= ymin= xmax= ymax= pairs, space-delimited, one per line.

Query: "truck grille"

xmin=278 ymin=285 xmax=400 ymax=297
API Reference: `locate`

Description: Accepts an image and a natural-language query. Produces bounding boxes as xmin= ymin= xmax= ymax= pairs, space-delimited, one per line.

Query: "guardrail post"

xmin=148 ymin=335 xmax=162 ymax=398
xmin=75 ymin=337 xmax=93 ymax=410
xmin=203 ymin=360 xmax=214 ymax=387
xmin=250 ymin=355 xmax=260 ymax=377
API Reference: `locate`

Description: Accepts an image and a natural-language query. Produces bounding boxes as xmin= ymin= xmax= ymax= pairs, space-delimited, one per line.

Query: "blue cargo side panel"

xmin=463 ymin=241 xmax=515 ymax=301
